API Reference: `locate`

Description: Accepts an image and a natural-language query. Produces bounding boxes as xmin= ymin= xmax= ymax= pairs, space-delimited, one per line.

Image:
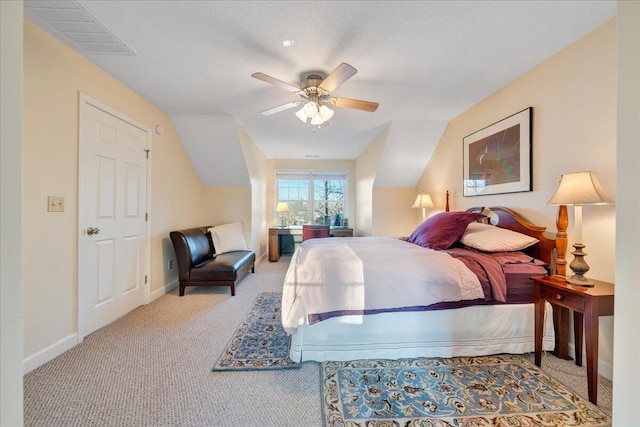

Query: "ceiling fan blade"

xmin=331 ymin=97 xmax=379 ymax=112
xmin=260 ymin=101 xmax=301 ymax=116
xmin=318 ymin=63 xmax=357 ymax=93
xmin=252 ymin=72 xmax=301 ymax=93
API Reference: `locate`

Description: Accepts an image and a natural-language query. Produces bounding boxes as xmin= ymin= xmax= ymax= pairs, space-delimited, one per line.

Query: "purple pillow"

xmin=407 ymin=211 xmax=485 ymax=250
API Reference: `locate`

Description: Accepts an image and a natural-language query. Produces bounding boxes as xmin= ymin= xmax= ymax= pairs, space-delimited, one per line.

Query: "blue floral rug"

xmin=321 ymin=354 xmax=610 ymax=426
xmin=212 ymin=292 xmax=300 ymax=371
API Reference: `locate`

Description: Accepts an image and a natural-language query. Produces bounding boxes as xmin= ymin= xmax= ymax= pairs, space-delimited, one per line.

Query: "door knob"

xmin=87 ymin=227 xmax=100 ymax=235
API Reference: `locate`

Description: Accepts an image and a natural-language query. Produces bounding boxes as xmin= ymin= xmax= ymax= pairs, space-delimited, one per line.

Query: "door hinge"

xmin=144 ymin=149 xmax=150 ymax=159
xmin=145 ymin=212 xmax=148 ymax=221
xmin=145 ymin=275 xmax=148 ymax=284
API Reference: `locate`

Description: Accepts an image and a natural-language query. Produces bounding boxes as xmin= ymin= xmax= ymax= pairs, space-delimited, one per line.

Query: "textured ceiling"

xmin=25 ymin=1 xmax=615 ymax=172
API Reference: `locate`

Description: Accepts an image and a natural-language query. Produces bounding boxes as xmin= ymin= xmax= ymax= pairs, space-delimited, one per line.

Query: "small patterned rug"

xmin=321 ymin=354 xmax=610 ymax=426
xmin=212 ymin=292 xmax=300 ymax=371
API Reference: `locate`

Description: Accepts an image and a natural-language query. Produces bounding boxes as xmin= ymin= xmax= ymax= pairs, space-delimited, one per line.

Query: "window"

xmin=276 ymin=171 xmax=347 ymax=226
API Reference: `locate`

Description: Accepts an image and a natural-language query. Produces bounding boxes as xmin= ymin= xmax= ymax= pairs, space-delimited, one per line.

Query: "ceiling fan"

xmin=251 ymin=63 xmax=379 ymax=126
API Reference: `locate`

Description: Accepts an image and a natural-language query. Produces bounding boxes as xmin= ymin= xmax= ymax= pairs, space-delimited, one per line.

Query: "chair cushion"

xmin=190 ymin=251 xmax=255 ymax=282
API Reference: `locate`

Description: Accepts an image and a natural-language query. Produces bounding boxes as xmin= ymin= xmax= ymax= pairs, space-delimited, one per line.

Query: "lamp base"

xmin=566 ymin=243 xmax=594 ymax=287
xmin=566 ymin=274 xmax=594 ymax=287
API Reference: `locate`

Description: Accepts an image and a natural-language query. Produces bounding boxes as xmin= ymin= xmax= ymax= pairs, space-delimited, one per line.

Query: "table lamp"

xmin=548 ymin=171 xmax=613 ymax=286
xmin=275 ymin=202 xmax=289 ymax=227
xmin=412 ymin=193 xmax=434 ymax=222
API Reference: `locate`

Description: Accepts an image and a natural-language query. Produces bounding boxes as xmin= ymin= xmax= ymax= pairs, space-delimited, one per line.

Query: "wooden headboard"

xmin=466 ymin=206 xmax=558 ymax=269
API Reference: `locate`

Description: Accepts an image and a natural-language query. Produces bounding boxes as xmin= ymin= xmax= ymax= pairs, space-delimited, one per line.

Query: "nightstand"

xmin=532 ymin=275 xmax=614 ymax=405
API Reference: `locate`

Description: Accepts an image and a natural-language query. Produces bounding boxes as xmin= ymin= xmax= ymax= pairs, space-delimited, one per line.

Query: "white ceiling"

xmin=25 ymin=1 xmax=615 ymax=173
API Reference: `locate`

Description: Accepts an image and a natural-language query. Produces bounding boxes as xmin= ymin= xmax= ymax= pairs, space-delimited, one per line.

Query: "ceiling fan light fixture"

xmin=310 ymin=114 xmax=324 ymax=126
xmin=295 ymin=107 xmax=308 ymax=123
xmin=303 ymin=100 xmax=319 ymax=117
xmin=319 ymin=105 xmax=334 ymax=121
xmin=252 ymin=62 xmax=378 ymax=128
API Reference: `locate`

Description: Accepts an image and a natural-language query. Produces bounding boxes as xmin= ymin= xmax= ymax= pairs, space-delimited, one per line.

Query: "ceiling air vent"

xmin=24 ymin=0 xmax=136 ymax=55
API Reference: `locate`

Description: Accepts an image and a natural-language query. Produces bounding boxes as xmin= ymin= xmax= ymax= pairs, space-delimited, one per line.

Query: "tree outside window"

xmin=313 ymin=179 xmax=344 ymax=225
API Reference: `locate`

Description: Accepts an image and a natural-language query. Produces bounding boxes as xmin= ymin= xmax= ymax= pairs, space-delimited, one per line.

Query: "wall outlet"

xmin=167 ymin=259 xmax=174 ymax=270
xmin=48 ymin=196 xmax=64 ymax=212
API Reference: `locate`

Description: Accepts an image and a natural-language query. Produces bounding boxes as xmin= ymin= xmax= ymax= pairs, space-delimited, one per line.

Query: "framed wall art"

xmin=463 ymin=107 xmax=532 ymax=197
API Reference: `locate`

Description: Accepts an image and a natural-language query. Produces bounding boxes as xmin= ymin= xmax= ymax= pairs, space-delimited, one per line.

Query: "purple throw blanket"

xmin=442 ymin=247 xmax=508 ymax=302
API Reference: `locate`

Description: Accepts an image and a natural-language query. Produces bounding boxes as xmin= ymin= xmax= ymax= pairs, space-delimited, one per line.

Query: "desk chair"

xmin=302 ymin=225 xmax=330 ymax=241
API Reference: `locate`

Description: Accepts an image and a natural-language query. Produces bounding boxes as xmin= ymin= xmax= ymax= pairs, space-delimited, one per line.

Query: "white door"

xmin=78 ymin=95 xmax=149 ymax=339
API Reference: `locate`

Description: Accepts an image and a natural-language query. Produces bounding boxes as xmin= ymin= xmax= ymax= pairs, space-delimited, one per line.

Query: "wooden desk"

xmin=532 ymin=275 xmax=614 ymax=405
xmin=268 ymin=227 xmax=353 ymax=262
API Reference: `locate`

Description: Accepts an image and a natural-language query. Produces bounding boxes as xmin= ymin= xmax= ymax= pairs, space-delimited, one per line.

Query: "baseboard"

xmin=568 ymin=343 xmax=613 ymax=381
xmin=23 ymin=280 xmax=178 ymax=374
xmin=23 ymin=333 xmax=77 ymax=374
xmin=150 ymin=279 xmax=178 ymax=302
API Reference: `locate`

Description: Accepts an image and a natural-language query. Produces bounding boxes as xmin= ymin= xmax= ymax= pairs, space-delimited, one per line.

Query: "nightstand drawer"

xmin=540 ymin=286 xmax=584 ymax=311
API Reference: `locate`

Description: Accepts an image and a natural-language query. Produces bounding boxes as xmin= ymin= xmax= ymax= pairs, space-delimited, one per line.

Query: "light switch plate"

xmin=48 ymin=196 xmax=64 ymax=212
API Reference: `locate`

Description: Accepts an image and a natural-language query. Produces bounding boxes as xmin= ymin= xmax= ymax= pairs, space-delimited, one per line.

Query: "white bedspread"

xmin=281 ymin=237 xmax=484 ymax=334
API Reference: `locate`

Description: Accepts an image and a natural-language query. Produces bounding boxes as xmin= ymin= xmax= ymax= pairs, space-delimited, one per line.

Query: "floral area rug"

xmin=321 ymin=354 xmax=610 ymax=426
xmin=212 ymin=292 xmax=300 ymax=371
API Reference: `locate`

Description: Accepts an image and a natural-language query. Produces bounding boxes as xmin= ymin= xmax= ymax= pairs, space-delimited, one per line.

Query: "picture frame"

xmin=463 ymin=107 xmax=532 ymax=197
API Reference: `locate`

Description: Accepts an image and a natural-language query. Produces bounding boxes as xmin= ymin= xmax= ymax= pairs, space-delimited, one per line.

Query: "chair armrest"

xmin=170 ymin=231 xmax=192 ymax=282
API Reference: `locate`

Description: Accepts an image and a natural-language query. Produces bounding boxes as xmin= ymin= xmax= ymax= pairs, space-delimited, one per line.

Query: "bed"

xmin=282 ymin=206 xmax=561 ymax=363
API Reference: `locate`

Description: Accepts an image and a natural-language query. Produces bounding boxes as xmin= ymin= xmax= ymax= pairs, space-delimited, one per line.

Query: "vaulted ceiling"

xmin=25 ymin=1 xmax=615 ymax=186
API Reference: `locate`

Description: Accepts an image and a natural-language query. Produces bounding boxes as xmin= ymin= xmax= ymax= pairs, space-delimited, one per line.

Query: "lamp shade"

xmin=294 ymin=108 xmax=308 ymax=123
xmin=412 ymin=194 xmax=434 ymax=209
xmin=310 ymin=114 xmax=324 ymax=125
xmin=275 ymin=202 xmax=289 ymax=213
xmin=548 ymin=171 xmax=613 ymax=206
xmin=303 ymin=101 xmax=318 ymax=117
xmin=318 ymin=105 xmax=334 ymax=121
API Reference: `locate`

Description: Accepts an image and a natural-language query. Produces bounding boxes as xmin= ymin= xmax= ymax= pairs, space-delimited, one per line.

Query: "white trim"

xmin=150 ymin=279 xmax=178 ymax=302
xmin=23 ymin=333 xmax=77 ymax=374
xmin=79 ymin=93 xmax=150 ymax=132
xmin=77 ymin=92 xmax=151 ymax=342
xmin=568 ymin=343 xmax=613 ymax=381
xmin=77 ymin=93 xmax=88 ymax=342
xmin=255 ymin=252 xmax=267 ymax=265
xmin=144 ymin=122 xmax=153 ymax=304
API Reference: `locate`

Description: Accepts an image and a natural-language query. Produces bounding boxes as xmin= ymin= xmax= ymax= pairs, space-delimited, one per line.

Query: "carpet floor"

xmin=23 ymin=256 xmax=612 ymax=426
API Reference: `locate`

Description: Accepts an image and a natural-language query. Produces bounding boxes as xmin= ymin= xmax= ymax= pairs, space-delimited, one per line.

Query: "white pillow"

xmin=459 ymin=222 xmax=539 ymax=252
xmin=208 ymin=222 xmax=249 ymax=254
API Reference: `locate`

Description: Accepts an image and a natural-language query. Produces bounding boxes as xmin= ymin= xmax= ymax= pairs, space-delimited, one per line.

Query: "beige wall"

xmin=372 ymin=188 xmax=416 ymax=237
xmin=203 ymin=186 xmax=252 ymax=226
xmin=23 ymin=20 xmax=207 ymax=369
xmin=202 ymin=185 xmax=253 ymax=248
xmin=149 ymin=116 xmax=207 ymax=295
xmin=1 ymin=2 xmax=24 ymax=425
xmin=613 ymin=1 xmax=640 ymax=422
xmin=417 ymin=19 xmax=617 ymax=378
xmin=237 ymin=122 xmax=269 ymax=260
xmin=354 ymin=124 xmax=422 ymax=237
xmin=354 ymin=124 xmax=388 ymax=236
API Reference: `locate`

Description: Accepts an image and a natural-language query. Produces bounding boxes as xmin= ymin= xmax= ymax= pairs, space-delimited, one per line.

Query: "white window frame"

xmin=275 ymin=170 xmax=348 ymax=226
